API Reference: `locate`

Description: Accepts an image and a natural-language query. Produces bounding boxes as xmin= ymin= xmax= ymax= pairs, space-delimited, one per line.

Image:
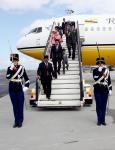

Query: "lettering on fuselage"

xmin=106 ymin=18 xmax=115 ymax=24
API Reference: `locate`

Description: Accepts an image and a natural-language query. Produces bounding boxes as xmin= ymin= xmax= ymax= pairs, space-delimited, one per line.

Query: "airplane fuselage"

xmin=16 ymin=15 xmax=115 ymax=66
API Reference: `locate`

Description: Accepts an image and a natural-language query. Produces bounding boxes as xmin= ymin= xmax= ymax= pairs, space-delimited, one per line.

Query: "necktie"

xmin=45 ymin=63 xmax=49 ymax=76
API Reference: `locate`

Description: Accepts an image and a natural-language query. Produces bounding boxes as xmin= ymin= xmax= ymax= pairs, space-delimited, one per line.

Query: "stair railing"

xmin=76 ymin=21 xmax=84 ymax=101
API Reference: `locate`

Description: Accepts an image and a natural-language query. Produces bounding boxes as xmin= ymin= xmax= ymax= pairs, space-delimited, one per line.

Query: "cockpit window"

xmin=36 ymin=27 xmax=42 ymax=33
xmin=28 ymin=27 xmax=42 ymax=34
xmin=29 ymin=28 xmax=37 ymax=34
xmin=91 ymin=27 xmax=94 ymax=31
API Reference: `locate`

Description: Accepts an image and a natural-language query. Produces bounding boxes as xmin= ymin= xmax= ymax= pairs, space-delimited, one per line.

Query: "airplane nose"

xmin=16 ymin=36 xmax=28 ymax=50
xmin=16 ymin=34 xmax=42 ymax=50
xmin=16 ymin=34 xmax=45 ymax=60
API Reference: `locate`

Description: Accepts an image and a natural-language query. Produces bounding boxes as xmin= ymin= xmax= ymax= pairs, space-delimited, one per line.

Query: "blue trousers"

xmin=94 ymin=92 xmax=108 ymax=123
xmin=9 ymin=91 xmax=24 ymax=124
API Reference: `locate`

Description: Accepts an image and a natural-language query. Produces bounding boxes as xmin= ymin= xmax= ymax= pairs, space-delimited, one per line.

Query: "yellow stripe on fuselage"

xmin=20 ymin=47 xmax=45 ymax=60
xmin=82 ymin=45 xmax=115 ymax=66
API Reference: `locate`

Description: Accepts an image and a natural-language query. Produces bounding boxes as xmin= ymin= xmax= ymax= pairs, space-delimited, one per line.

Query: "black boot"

xmin=18 ymin=123 xmax=22 ymax=128
xmin=13 ymin=123 xmax=18 ymax=128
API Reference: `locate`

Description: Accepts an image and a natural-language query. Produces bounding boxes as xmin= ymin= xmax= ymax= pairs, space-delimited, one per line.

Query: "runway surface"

xmin=0 ymin=70 xmax=115 ymax=150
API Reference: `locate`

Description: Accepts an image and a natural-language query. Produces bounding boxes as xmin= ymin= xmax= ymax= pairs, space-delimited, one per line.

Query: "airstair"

xmin=37 ymin=22 xmax=84 ymax=108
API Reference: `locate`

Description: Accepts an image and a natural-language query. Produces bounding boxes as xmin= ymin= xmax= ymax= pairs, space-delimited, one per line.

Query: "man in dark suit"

xmin=62 ymin=18 xmax=66 ymax=34
xmin=51 ymin=39 xmax=63 ymax=77
xmin=70 ymin=25 xmax=78 ymax=60
xmin=65 ymin=25 xmax=77 ymax=59
xmin=37 ymin=55 xmax=54 ymax=99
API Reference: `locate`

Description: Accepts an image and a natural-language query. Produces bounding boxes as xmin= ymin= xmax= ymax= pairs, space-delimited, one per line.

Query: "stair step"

xmin=60 ymin=67 xmax=80 ymax=71
xmin=39 ymin=94 xmax=80 ymax=100
xmin=52 ymin=79 xmax=80 ymax=84
xmin=51 ymin=89 xmax=80 ymax=95
xmin=68 ymin=65 xmax=79 ymax=68
xmin=63 ymin=71 xmax=79 ymax=75
xmin=57 ymin=75 xmax=80 ymax=80
xmin=61 ymin=67 xmax=79 ymax=71
xmin=52 ymin=83 xmax=80 ymax=89
xmin=69 ymin=60 xmax=79 ymax=63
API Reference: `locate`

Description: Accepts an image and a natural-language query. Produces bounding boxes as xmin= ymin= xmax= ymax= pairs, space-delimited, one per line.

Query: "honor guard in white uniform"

xmin=6 ymin=54 xmax=30 ymax=128
xmin=93 ymin=58 xmax=112 ymax=126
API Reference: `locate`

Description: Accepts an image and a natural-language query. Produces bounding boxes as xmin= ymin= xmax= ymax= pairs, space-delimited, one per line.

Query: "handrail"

xmin=36 ymin=78 xmax=38 ymax=101
xmin=44 ymin=22 xmax=55 ymax=56
xmin=76 ymin=21 xmax=84 ymax=101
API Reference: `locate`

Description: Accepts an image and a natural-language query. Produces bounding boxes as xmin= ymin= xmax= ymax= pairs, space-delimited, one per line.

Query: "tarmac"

xmin=0 ymin=71 xmax=115 ymax=150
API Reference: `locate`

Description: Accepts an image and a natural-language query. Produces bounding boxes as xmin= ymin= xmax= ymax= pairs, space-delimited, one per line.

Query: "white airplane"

xmin=16 ymin=15 xmax=115 ymax=65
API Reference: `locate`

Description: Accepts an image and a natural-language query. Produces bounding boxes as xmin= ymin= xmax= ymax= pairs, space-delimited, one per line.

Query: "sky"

xmin=0 ymin=0 xmax=115 ymax=70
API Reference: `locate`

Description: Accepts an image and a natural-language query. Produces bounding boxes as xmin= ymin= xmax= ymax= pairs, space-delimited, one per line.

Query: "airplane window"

xmin=91 ymin=27 xmax=94 ymax=31
xmin=28 ymin=28 xmax=37 ymax=34
xmin=36 ymin=27 xmax=42 ymax=33
xmin=97 ymin=27 xmax=100 ymax=31
xmin=102 ymin=27 xmax=106 ymax=31
xmin=85 ymin=27 xmax=88 ymax=31
xmin=108 ymin=27 xmax=112 ymax=31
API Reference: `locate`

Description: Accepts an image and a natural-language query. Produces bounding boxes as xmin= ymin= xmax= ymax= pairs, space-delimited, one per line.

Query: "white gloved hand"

xmin=109 ymin=90 xmax=112 ymax=96
xmin=98 ymin=66 xmax=103 ymax=72
xmin=23 ymin=87 xmax=28 ymax=92
xmin=80 ymin=101 xmax=84 ymax=107
xmin=10 ymin=63 xmax=15 ymax=70
xmin=37 ymin=75 xmax=40 ymax=80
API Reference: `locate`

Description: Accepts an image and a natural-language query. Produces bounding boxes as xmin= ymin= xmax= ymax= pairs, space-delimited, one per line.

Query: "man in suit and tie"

xmin=69 ymin=25 xmax=78 ymax=60
xmin=62 ymin=18 xmax=66 ymax=34
xmin=51 ymin=39 xmax=63 ymax=77
xmin=37 ymin=55 xmax=54 ymax=99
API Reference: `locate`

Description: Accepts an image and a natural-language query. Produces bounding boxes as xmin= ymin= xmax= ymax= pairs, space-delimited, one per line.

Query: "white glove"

xmin=10 ymin=63 xmax=15 ymax=70
xmin=109 ymin=90 xmax=112 ymax=96
xmin=98 ymin=66 xmax=103 ymax=72
xmin=80 ymin=101 xmax=84 ymax=107
xmin=37 ymin=75 xmax=40 ymax=80
xmin=23 ymin=87 xmax=28 ymax=92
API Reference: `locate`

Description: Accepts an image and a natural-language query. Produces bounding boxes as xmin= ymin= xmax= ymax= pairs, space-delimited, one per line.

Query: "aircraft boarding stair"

xmin=37 ymin=35 xmax=81 ymax=107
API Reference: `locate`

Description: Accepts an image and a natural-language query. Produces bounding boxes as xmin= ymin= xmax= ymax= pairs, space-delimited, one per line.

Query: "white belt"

xmin=94 ymin=82 xmax=107 ymax=86
xmin=100 ymin=82 xmax=108 ymax=86
xmin=10 ymin=79 xmax=22 ymax=82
